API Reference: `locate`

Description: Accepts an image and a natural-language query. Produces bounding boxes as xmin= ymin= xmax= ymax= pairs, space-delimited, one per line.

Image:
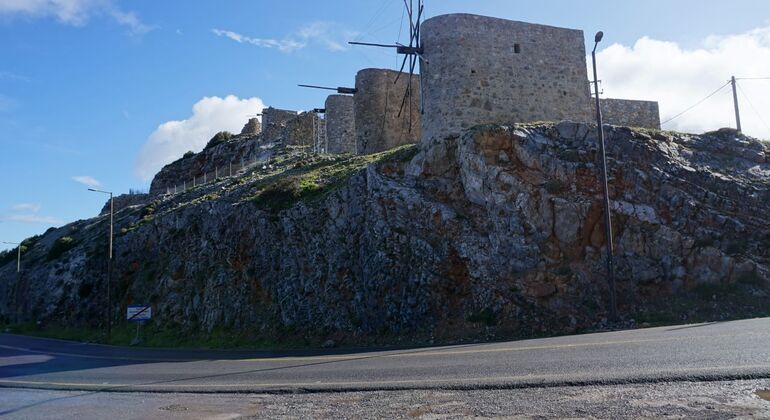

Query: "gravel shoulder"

xmin=2 ymin=380 xmax=770 ymax=419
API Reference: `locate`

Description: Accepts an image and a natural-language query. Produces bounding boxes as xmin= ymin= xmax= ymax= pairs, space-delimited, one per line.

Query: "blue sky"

xmin=2 ymin=0 xmax=770 ymax=249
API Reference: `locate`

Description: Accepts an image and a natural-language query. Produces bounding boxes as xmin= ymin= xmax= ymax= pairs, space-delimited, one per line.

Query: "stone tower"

xmin=354 ymin=68 xmax=421 ymax=155
xmin=420 ymin=14 xmax=593 ymax=142
xmin=325 ymin=94 xmax=356 ymax=154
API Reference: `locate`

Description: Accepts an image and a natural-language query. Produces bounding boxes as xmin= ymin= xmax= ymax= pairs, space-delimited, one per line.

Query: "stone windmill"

xmin=349 ymin=0 xmax=426 ymax=133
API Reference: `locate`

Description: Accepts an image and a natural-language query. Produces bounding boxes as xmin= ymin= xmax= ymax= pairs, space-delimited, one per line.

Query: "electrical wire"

xmin=661 ymin=81 xmax=731 ymax=126
xmin=737 ymin=82 xmax=770 ymax=133
xmin=736 ymin=77 xmax=770 ymax=81
xmin=353 ymin=0 xmax=394 ymax=43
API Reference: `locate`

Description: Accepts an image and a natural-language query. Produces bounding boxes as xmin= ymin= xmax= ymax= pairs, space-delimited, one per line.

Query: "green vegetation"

xmin=204 ymin=131 xmax=233 ymax=150
xmin=46 ymin=236 xmax=76 ymax=261
xmin=183 ymin=150 xmax=195 ymax=159
xmin=249 ymin=145 xmax=418 ymax=212
xmin=467 ymin=307 xmax=498 ymax=326
xmin=693 ymin=282 xmax=739 ymax=300
xmin=1 ymin=322 xmax=309 ymax=350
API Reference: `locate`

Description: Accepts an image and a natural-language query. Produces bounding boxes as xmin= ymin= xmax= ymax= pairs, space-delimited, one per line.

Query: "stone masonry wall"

xmin=284 ymin=112 xmax=322 ymax=147
xmin=325 ymin=94 xmax=356 ymax=154
xmin=240 ymin=118 xmax=262 ymax=135
xmin=262 ymin=107 xmax=298 ymax=143
xmin=355 ymin=68 xmax=421 ymax=155
xmin=593 ymin=98 xmax=661 ymax=129
xmin=420 ymin=14 xmax=593 ymax=142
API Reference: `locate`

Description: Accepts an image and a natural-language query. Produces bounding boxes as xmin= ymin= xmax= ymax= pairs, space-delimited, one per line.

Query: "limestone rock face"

xmin=148 ymin=133 xmax=265 ymax=196
xmin=2 ymin=123 xmax=768 ymax=344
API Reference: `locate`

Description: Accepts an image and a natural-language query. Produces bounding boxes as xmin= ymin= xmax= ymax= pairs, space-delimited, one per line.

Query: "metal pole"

xmin=2 ymin=241 xmax=21 ymax=324
xmin=731 ymin=76 xmax=742 ymax=133
xmin=87 ymin=188 xmax=114 ymax=340
xmin=592 ymin=32 xmax=618 ymax=322
xmin=107 ymin=192 xmax=113 ymax=341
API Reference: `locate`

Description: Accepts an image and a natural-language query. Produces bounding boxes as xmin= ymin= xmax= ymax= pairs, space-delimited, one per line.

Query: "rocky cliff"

xmin=1 ymin=123 xmax=768 ymax=345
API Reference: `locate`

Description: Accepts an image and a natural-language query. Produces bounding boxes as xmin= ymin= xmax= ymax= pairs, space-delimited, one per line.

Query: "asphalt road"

xmin=1 ymin=317 xmax=770 ymax=393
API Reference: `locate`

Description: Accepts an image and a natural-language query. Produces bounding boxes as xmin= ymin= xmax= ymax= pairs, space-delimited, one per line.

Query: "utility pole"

xmin=592 ymin=31 xmax=618 ymax=322
xmin=731 ymin=76 xmax=742 ymax=133
xmin=1 ymin=241 xmax=21 ymax=324
xmin=88 ymin=188 xmax=114 ymax=341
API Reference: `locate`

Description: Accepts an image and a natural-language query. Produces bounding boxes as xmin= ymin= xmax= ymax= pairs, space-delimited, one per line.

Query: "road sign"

xmin=127 ymin=305 xmax=152 ymax=322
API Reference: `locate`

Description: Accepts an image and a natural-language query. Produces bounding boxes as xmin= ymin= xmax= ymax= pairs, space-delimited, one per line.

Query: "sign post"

xmin=127 ymin=305 xmax=151 ymax=345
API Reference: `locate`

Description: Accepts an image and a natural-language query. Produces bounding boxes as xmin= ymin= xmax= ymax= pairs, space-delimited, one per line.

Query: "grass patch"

xmin=466 ymin=307 xmax=498 ymax=327
xmin=249 ymin=144 xmax=418 ymax=212
xmin=46 ymin=236 xmax=76 ymax=261
xmin=693 ymin=282 xmax=739 ymax=300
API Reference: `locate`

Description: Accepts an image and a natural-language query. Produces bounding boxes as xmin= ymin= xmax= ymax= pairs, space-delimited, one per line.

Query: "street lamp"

xmin=88 ymin=188 xmax=114 ymax=340
xmin=591 ymin=31 xmax=618 ymax=321
xmin=1 ymin=241 xmax=21 ymax=324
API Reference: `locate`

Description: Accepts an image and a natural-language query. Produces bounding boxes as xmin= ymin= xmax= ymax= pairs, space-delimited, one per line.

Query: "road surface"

xmin=1 ymin=317 xmax=770 ymax=393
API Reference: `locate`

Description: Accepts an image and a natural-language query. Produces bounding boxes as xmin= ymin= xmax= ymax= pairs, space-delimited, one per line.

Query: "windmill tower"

xmin=298 ymin=84 xmax=357 ymax=154
xmin=348 ymin=0 xmax=424 ymax=154
xmin=349 ymin=0 xmax=425 ymax=133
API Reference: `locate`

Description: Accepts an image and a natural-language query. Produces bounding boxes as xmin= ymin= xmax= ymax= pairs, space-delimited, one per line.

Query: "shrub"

xmin=47 ymin=236 xmax=76 ymax=261
xmin=183 ymin=150 xmax=195 ymax=159
xmin=204 ymin=131 xmax=233 ymax=150
xmin=467 ymin=307 xmax=498 ymax=326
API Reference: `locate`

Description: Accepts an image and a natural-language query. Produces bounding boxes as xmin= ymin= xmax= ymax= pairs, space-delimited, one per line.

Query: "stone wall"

xmin=240 ymin=118 xmax=262 ymax=135
xmin=284 ymin=112 xmax=323 ymax=147
xmin=420 ymin=14 xmax=593 ymax=142
xmin=593 ymin=98 xmax=661 ymax=129
xmin=262 ymin=107 xmax=298 ymax=143
xmin=325 ymin=94 xmax=356 ymax=154
xmin=355 ymin=68 xmax=421 ymax=155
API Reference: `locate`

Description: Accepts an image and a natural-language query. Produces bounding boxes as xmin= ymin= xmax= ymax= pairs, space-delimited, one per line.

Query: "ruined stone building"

xmin=354 ymin=68 xmax=421 ymax=154
xmin=261 ymin=107 xmax=298 ymax=142
xmin=240 ymin=117 xmax=262 ymax=135
xmin=593 ymin=98 xmax=661 ymax=129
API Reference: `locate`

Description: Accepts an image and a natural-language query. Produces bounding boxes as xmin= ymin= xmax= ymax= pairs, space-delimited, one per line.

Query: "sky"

xmin=1 ymin=0 xmax=770 ymax=250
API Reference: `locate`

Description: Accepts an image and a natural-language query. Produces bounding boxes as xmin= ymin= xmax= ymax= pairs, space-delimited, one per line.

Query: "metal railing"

xmin=163 ymin=151 xmax=271 ymax=196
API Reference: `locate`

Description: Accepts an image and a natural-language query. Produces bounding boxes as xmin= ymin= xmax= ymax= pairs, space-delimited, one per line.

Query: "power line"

xmin=737 ymin=82 xmax=770 ymax=133
xmin=661 ymin=81 xmax=731 ymax=126
xmin=736 ymin=77 xmax=770 ymax=81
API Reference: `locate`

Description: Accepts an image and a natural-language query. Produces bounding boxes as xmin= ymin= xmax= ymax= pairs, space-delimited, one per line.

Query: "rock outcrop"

xmin=1 ymin=123 xmax=768 ymax=345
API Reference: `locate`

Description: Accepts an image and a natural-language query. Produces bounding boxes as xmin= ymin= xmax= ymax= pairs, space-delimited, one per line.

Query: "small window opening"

xmin=514 ymin=44 xmax=521 ymax=54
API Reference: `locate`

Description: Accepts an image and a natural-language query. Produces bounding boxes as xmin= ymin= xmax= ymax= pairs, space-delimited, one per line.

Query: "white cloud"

xmin=6 ymin=214 xmax=63 ymax=225
xmin=72 ymin=175 xmax=101 ymax=188
xmin=212 ymin=29 xmax=305 ymax=53
xmin=212 ymin=21 xmax=357 ymax=54
xmin=12 ymin=203 xmax=41 ymax=212
xmin=0 ymin=70 xmax=29 ymax=82
xmin=134 ymin=95 xmax=265 ymax=181
xmin=5 ymin=203 xmax=62 ymax=225
xmin=596 ymin=27 xmax=770 ymax=139
xmin=0 ymin=0 xmax=153 ymax=35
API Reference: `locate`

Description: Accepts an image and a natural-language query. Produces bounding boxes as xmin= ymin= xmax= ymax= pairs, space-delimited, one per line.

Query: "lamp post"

xmin=88 ymin=188 xmax=114 ymax=340
xmin=591 ymin=31 xmax=618 ymax=321
xmin=1 ymin=241 xmax=21 ymax=324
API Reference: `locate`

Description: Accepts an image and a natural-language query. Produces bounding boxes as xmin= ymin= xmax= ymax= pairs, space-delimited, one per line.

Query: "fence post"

xmin=229 ymin=162 xmax=232 ymax=177
xmin=183 ymin=181 xmax=186 ymax=191
xmin=215 ymin=167 xmax=218 ymax=179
